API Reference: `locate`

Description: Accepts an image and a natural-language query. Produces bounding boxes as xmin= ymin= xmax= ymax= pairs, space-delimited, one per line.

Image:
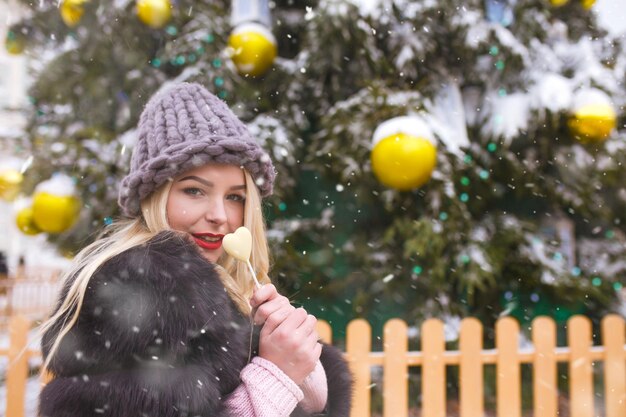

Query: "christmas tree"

xmin=4 ymin=0 xmax=625 ymax=337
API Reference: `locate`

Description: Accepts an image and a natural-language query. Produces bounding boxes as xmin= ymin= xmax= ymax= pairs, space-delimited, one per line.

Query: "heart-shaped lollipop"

xmin=222 ymin=226 xmax=260 ymax=288
xmin=223 ymin=227 xmax=252 ymax=262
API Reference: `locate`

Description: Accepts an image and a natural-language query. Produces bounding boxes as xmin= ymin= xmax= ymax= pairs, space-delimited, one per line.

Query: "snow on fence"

xmin=1 ymin=315 xmax=625 ymax=417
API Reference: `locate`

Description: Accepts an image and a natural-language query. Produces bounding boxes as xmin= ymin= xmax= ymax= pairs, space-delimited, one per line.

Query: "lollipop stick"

xmin=246 ymin=260 xmax=261 ymax=288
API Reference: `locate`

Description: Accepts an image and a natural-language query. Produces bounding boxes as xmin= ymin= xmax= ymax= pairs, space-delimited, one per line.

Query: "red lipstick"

xmin=191 ymin=232 xmax=224 ymax=250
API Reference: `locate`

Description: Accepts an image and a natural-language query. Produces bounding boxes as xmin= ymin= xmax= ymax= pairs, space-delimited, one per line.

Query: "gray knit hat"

xmin=118 ymin=82 xmax=276 ymax=217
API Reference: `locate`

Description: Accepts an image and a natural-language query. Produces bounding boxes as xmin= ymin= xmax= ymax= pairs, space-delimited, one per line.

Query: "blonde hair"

xmin=40 ymin=168 xmax=270 ymax=374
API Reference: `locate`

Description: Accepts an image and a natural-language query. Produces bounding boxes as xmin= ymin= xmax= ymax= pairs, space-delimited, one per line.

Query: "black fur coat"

xmin=39 ymin=231 xmax=352 ymax=417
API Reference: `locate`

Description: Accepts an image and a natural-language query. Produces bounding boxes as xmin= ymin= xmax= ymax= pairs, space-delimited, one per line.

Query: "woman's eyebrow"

xmin=179 ymin=176 xmax=246 ymax=190
xmin=179 ymin=176 xmax=213 ymax=187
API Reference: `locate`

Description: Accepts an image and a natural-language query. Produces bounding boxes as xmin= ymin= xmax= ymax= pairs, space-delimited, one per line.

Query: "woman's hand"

xmin=250 ymin=284 xmax=322 ymax=385
xmin=250 ymin=284 xmax=294 ymax=326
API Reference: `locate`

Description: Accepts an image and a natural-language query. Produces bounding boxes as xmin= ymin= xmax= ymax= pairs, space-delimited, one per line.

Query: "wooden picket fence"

xmin=1 ymin=314 xmax=625 ymax=417
xmin=0 ymin=269 xmax=62 ymax=331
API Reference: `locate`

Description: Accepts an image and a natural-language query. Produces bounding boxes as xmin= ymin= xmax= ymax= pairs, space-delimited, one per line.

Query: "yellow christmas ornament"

xmin=549 ymin=0 xmax=596 ymax=8
xmin=0 ymin=169 xmax=23 ymax=201
xmin=568 ymin=89 xmax=616 ymax=143
xmin=136 ymin=0 xmax=172 ymax=29
xmin=32 ymin=175 xmax=81 ymax=234
xmin=370 ymin=116 xmax=437 ymax=191
xmin=60 ymin=0 xmax=88 ymax=27
xmin=227 ymin=22 xmax=277 ymax=77
xmin=16 ymin=207 xmax=42 ymax=236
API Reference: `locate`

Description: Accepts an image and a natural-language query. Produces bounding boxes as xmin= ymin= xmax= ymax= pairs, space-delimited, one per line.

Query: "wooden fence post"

xmin=6 ymin=315 xmax=30 ymax=417
xmin=602 ymin=314 xmax=625 ymax=417
xmin=422 ymin=318 xmax=445 ymax=417
xmin=460 ymin=317 xmax=484 ymax=417
xmin=496 ymin=317 xmax=521 ymax=417
xmin=347 ymin=319 xmax=371 ymax=417
xmin=568 ymin=315 xmax=594 ymax=417
xmin=383 ymin=319 xmax=408 ymax=417
xmin=532 ymin=316 xmax=557 ymax=417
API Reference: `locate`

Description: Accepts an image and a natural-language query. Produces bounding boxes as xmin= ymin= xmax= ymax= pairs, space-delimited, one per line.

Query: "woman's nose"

xmin=205 ymin=200 xmax=227 ymax=224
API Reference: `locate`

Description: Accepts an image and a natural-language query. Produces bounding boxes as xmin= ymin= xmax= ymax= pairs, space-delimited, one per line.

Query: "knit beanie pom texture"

xmin=118 ymin=82 xmax=275 ymax=217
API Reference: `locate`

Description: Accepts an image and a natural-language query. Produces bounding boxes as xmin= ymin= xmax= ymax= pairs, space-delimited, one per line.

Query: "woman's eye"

xmin=227 ymin=194 xmax=246 ymax=203
xmin=183 ymin=187 xmax=203 ymax=196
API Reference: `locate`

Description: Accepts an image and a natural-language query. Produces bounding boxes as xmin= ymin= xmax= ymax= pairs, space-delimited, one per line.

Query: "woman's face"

xmin=166 ymin=164 xmax=246 ymax=262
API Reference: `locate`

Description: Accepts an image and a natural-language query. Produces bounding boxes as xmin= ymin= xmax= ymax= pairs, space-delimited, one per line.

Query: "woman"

xmin=38 ymin=82 xmax=353 ymax=416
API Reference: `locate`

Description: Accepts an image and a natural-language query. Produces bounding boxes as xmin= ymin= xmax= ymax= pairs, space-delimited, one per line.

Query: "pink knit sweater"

xmin=225 ymin=357 xmax=328 ymax=416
